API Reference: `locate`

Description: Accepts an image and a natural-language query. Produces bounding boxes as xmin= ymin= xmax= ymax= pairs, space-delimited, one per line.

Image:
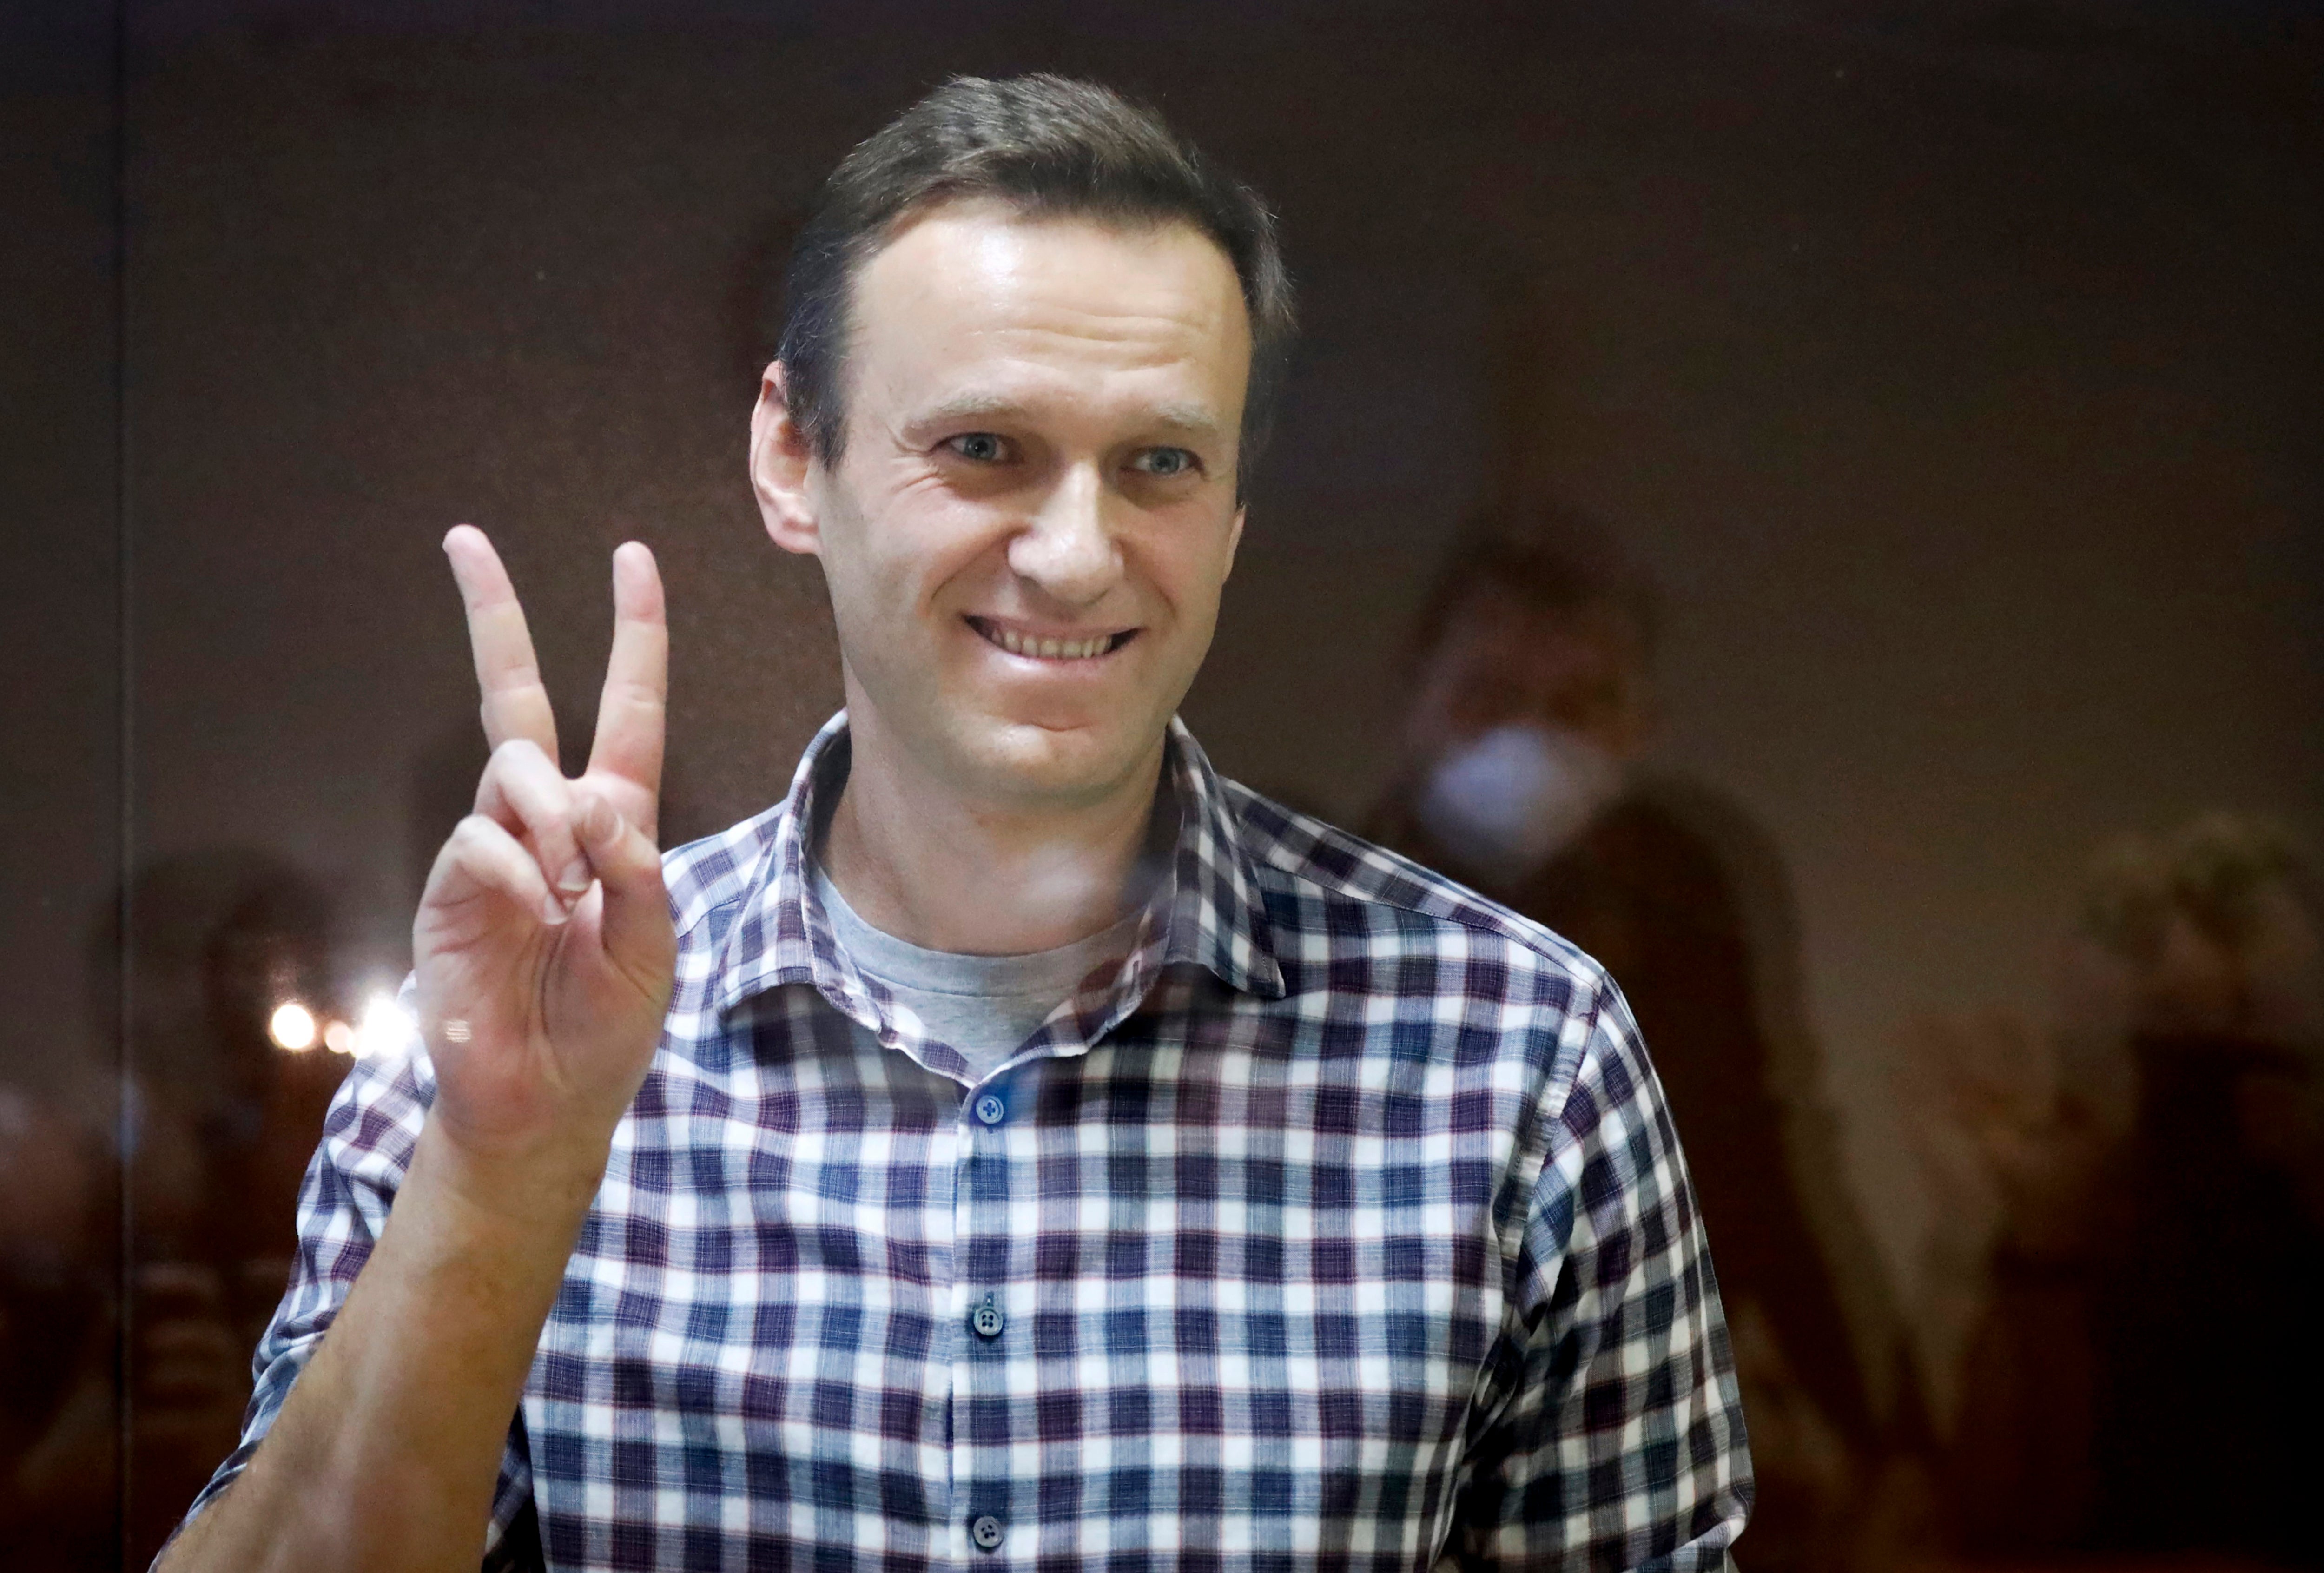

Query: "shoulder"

xmin=1223 ymin=779 xmax=1628 ymax=1062
xmin=1220 ymin=785 xmax=1676 ymax=1267
xmin=1228 ymin=780 xmax=1610 ymax=989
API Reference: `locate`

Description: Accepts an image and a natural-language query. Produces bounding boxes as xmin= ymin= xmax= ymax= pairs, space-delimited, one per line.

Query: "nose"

xmin=1006 ymin=462 xmax=1122 ymax=610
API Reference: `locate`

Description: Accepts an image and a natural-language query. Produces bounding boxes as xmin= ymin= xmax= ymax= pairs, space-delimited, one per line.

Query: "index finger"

xmin=443 ymin=524 xmax=560 ymax=759
xmin=583 ymin=540 xmax=667 ymax=828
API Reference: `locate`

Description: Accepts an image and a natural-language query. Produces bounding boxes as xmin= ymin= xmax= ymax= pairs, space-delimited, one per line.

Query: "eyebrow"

xmin=911 ymin=392 xmax=1031 ymax=427
xmin=1142 ymin=401 xmax=1229 ymax=443
xmin=907 ymin=393 xmax=1229 ymax=445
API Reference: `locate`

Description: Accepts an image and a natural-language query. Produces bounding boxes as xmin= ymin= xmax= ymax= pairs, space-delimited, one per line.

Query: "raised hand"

xmin=412 ymin=526 xmax=678 ymax=1171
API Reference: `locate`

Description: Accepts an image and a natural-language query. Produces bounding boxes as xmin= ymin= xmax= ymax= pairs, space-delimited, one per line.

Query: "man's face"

xmin=765 ymin=203 xmax=1251 ymax=811
xmin=1406 ymin=588 xmax=1652 ymax=762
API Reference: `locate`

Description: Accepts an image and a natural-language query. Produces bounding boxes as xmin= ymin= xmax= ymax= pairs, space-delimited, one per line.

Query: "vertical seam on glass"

xmin=111 ymin=0 xmax=136 ymax=1561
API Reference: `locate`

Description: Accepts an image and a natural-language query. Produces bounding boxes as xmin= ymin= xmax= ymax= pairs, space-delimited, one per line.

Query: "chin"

xmin=961 ymin=715 xmax=1156 ymax=805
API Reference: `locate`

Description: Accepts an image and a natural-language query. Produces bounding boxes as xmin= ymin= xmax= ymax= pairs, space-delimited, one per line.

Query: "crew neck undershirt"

xmin=812 ymin=861 xmax=1142 ymax=1083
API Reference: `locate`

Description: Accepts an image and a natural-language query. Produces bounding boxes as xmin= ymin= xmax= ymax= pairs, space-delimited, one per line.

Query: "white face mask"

xmin=1413 ymin=722 xmax=1623 ymax=884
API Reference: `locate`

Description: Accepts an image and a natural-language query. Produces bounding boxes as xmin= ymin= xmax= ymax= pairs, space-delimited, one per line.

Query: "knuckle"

xmin=490 ymin=736 xmax=545 ymax=771
xmin=449 ymin=813 xmax=503 ymax=854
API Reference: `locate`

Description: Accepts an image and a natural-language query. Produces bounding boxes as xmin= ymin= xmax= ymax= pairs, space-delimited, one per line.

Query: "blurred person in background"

xmin=1931 ymin=815 xmax=2324 ymax=1566
xmin=126 ymin=854 xmax=351 ymax=1561
xmin=118 ymin=852 xmax=349 ymax=1278
xmin=0 ymin=1085 xmax=116 ymax=1567
xmin=5 ymin=852 xmax=350 ymax=1566
xmin=1370 ymin=511 xmax=1916 ymax=1569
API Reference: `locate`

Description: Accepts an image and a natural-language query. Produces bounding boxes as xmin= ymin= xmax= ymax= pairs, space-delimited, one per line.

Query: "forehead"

xmin=1437 ymin=588 xmax=1644 ymax=681
xmin=845 ymin=202 xmax=1252 ymax=413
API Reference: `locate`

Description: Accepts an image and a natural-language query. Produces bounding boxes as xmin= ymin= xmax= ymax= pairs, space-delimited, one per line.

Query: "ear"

xmin=751 ymin=360 xmax=821 ymax=556
xmin=1222 ymin=502 xmax=1248 ymax=581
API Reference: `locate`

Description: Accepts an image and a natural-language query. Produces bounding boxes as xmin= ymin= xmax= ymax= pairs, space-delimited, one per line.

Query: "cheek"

xmin=829 ymin=488 xmax=1004 ymax=624
xmin=914 ymin=529 xmax=1022 ymax=631
xmin=1139 ymin=513 xmax=1240 ymax=623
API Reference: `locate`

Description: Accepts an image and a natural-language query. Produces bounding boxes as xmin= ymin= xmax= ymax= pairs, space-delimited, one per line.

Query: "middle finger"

xmin=475 ymin=738 xmax=590 ymax=900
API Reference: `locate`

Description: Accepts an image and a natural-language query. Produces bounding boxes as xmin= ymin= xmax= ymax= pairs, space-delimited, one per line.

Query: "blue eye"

xmin=947 ymin=433 xmax=1006 ymax=463
xmin=1136 ymin=448 xmax=1197 ymax=478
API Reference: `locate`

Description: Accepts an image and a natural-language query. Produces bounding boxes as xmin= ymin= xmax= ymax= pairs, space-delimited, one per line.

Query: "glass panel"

xmin=18 ymin=4 xmax=2309 ymax=1567
xmin=1 ymin=7 xmax=124 ymax=1568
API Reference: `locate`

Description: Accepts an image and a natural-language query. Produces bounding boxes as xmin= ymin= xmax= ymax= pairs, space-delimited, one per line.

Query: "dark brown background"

xmin=5 ymin=0 xmax=2319 ymax=1560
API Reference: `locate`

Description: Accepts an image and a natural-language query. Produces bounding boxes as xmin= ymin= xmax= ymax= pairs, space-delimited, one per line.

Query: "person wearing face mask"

xmin=1372 ymin=515 xmax=1916 ymax=1571
xmin=1410 ymin=720 xmax=1628 ymax=880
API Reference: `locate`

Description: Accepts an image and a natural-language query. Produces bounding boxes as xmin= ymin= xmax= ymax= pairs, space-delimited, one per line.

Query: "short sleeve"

xmin=1449 ymin=985 xmax=1752 ymax=1570
xmin=165 ymin=990 xmax=540 ymax=1569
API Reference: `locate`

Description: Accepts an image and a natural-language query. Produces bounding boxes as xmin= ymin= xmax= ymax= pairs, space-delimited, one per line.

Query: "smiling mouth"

xmin=965 ymin=616 xmax=1139 ymax=662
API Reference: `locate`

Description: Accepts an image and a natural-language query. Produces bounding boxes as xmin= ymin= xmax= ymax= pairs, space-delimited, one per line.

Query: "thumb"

xmin=574 ymin=790 xmax=675 ymax=985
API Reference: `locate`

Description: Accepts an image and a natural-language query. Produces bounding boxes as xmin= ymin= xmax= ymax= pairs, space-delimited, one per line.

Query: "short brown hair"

xmin=776 ymin=75 xmax=1296 ymax=489
xmin=1408 ymin=503 xmax=1659 ymax=668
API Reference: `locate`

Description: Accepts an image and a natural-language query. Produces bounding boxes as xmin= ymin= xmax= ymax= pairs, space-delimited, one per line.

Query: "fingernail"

xmin=556 ymin=856 xmax=592 ymax=896
xmin=541 ymin=891 xmax=572 ymax=926
xmin=579 ymin=794 xmax=621 ymax=844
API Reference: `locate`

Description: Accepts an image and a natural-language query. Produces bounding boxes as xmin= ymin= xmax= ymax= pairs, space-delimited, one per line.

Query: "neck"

xmin=821 ymin=714 xmax=1166 ymax=957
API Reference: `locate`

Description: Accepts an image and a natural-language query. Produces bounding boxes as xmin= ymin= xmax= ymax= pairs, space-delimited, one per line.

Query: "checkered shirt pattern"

xmin=186 ymin=713 xmax=1750 ymax=1571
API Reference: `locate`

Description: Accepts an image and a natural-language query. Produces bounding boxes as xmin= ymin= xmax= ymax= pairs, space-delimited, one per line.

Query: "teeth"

xmin=981 ymin=623 xmax=1115 ymax=660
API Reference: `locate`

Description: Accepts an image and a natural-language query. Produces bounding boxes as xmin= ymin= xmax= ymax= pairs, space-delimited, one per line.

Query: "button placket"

xmin=954 ymin=1081 xmax=1017 ymax=1558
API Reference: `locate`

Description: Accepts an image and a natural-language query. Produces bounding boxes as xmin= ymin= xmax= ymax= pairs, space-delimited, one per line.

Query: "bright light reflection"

xmin=268 ymin=1002 xmax=317 ymax=1051
xmin=353 ymin=991 xmax=415 ymax=1060
xmin=323 ymin=1020 xmax=356 ymax=1055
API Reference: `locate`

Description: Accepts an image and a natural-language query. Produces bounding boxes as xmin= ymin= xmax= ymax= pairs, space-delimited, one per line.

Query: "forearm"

xmin=161 ymin=528 xmax=672 ymax=1571
xmin=157 ymin=1119 xmax=606 ymax=1573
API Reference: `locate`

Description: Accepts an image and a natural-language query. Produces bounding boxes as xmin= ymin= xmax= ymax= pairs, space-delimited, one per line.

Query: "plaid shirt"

xmin=189 ymin=714 xmax=1750 ymax=1571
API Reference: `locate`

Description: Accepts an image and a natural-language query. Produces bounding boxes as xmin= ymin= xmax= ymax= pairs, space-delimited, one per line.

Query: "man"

xmin=1367 ymin=518 xmax=1900 ymax=1567
xmin=159 ymin=76 xmax=1748 ymax=1572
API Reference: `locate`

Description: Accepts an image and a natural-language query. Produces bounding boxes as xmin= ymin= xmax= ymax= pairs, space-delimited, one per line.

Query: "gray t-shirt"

xmin=813 ymin=863 xmax=1140 ymax=1083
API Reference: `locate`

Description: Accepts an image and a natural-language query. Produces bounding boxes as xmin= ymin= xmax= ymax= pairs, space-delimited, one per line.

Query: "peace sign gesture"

xmin=411 ymin=526 xmax=678 ymax=1172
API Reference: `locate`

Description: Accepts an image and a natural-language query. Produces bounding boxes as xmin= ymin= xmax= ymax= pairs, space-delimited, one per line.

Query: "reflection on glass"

xmin=0 ymin=1086 xmax=118 ymax=1567
xmin=114 ymin=853 xmax=353 ymax=1566
xmin=1369 ymin=509 xmax=1916 ymax=1570
xmin=265 ymin=1003 xmax=317 ymax=1053
xmin=1918 ymin=816 xmax=2324 ymax=1565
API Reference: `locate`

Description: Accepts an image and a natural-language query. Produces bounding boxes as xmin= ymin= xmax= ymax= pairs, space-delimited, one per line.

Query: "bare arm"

xmin=159 ymin=529 xmax=677 ymax=1573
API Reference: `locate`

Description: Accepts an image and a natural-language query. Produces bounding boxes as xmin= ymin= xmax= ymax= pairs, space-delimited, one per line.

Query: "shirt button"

xmin=972 ymin=1092 xmax=1006 ymax=1126
xmin=971 ymin=1301 xmax=1004 ymax=1339
xmin=971 ymin=1514 xmax=1005 ymax=1551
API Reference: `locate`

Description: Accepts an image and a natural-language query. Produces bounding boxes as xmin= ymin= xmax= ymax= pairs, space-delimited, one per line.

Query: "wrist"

xmin=408 ymin=1114 xmax=614 ymax=1243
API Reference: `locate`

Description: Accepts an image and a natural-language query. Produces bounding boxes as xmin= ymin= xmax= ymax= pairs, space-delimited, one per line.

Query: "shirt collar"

xmin=708 ymin=711 xmax=1285 ymax=1025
